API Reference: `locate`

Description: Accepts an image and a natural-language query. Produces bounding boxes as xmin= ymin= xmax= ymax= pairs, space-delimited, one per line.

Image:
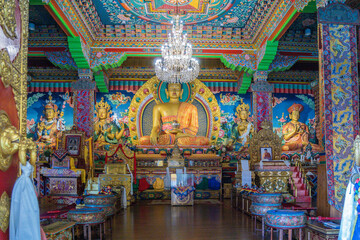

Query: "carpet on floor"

xmin=146 ymin=199 xmax=223 ymax=205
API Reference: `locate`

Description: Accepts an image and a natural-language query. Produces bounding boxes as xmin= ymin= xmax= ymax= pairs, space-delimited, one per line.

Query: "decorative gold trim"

xmin=61 ymin=129 xmax=86 ymax=160
xmin=0 ymin=191 xmax=10 ymax=233
xmin=0 ymin=110 xmax=20 ymax=171
xmin=0 ymin=0 xmax=29 ymax=139
xmin=249 ymin=120 xmax=282 ymax=166
xmin=128 ymin=77 xmax=220 ymax=145
xmin=0 ymin=0 xmax=16 ymax=39
xmin=0 ymin=49 xmax=19 ymax=88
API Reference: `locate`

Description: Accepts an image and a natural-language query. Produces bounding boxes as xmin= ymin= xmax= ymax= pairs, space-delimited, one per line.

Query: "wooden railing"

xmin=289 ymin=176 xmax=298 ymax=197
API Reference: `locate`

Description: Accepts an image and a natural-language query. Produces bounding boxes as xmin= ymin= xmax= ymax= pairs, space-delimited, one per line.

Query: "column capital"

xmin=253 ymin=71 xmax=269 ymax=82
xmin=71 ymin=78 xmax=96 ymax=91
xmin=78 ymin=69 xmax=93 ymax=80
xmin=251 ymin=71 xmax=273 ymax=92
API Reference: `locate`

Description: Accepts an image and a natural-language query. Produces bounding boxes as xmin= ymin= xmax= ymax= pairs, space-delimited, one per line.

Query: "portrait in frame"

xmin=261 ymin=147 xmax=272 ymax=161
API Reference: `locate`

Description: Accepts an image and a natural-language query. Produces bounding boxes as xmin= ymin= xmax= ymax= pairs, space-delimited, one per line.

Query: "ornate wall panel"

xmin=319 ymin=3 xmax=360 ymax=211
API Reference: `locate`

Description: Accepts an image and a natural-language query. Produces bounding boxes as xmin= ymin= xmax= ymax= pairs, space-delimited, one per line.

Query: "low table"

xmin=42 ymin=221 xmax=76 ymax=240
xmin=304 ymin=220 xmax=340 ymax=240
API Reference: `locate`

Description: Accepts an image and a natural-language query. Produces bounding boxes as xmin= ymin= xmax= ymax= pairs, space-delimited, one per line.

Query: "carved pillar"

xmin=0 ymin=0 xmax=29 ymax=238
xmin=72 ymin=69 xmax=96 ymax=138
xmin=251 ymin=71 xmax=274 ymax=131
xmin=318 ymin=3 xmax=360 ymax=211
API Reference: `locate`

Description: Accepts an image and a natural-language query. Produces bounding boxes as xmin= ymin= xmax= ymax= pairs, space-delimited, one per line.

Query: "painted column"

xmin=318 ymin=3 xmax=360 ymax=211
xmin=251 ymin=71 xmax=274 ymax=131
xmin=72 ymin=69 xmax=96 ymax=138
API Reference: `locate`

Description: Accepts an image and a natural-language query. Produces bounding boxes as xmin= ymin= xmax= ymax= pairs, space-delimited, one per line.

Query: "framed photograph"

xmin=65 ymin=135 xmax=81 ymax=156
xmin=261 ymin=147 xmax=272 ymax=161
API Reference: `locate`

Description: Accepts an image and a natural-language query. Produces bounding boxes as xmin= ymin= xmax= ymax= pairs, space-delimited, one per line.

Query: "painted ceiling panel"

xmin=92 ymin=0 xmax=258 ymax=28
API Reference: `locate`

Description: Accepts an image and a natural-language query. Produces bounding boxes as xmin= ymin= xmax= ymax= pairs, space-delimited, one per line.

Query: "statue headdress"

xmin=95 ymin=97 xmax=112 ymax=116
xmin=236 ymin=99 xmax=250 ymax=116
xmin=44 ymin=94 xmax=57 ymax=111
xmin=288 ymin=103 xmax=304 ymax=113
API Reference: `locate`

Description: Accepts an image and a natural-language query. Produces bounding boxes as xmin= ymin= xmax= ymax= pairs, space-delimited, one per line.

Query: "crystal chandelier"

xmin=155 ymin=15 xmax=199 ymax=83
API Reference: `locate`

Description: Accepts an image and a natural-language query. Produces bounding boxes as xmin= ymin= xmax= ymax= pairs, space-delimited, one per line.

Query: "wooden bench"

xmin=43 ymin=221 xmax=76 ymax=240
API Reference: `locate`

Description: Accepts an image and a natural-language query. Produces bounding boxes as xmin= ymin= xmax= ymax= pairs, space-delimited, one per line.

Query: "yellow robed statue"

xmin=282 ymin=103 xmax=309 ymax=151
xmin=140 ymin=83 xmax=209 ymax=146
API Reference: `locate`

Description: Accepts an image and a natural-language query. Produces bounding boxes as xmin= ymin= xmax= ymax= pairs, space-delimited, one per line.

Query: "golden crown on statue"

xmin=95 ymin=97 xmax=111 ymax=112
xmin=236 ymin=99 xmax=250 ymax=112
xmin=44 ymin=95 xmax=57 ymax=110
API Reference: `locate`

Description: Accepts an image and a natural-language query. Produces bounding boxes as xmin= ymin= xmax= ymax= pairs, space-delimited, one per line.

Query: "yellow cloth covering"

xmin=70 ymin=157 xmax=86 ymax=183
xmin=153 ymin=178 xmax=164 ymax=191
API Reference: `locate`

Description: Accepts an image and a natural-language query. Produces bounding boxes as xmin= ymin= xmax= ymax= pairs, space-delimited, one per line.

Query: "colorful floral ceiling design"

xmin=92 ymin=0 xmax=258 ymax=27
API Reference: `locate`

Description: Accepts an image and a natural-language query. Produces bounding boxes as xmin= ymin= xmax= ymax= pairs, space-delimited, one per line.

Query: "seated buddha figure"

xmin=94 ymin=98 xmax=125 ymax=148
xmin=140 ymin=83 xmax=209 ymax=146
xmin=37 ymin=95 xmax=63 ymax=151
xmin=282 ymin=103 xmax=310 ymax=152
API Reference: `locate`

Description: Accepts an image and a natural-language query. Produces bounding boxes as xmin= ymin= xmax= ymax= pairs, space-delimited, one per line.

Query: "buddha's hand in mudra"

xmin=167 ymin=129 xmax=183 ymax=134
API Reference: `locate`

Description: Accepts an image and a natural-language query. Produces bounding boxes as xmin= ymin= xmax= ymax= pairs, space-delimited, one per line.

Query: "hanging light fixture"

xmin=155 ymin=15 xmax=199 ymax=83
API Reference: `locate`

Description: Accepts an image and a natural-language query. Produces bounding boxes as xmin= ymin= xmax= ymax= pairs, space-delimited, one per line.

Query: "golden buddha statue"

xmin=233 ymin=99 xmax=254 ymax=149
xmin=37 ymin=95 xmax=62 ymax=150
xmin=139 ymin=83 xmax=209 ymax=146
xmin=282 ymin=103 xmax=310 ymax=152
xmin=94 ymin=98 xmax=125 ymax=148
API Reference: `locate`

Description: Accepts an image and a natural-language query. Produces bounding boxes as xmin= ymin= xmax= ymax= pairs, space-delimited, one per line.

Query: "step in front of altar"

xmin=136 ymin=190 xmax=220 ymax=200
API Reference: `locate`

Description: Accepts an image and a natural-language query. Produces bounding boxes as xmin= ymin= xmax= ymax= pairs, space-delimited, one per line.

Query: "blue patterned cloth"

xmin=208 ymin=177 xmax=221 ymax=190
xmin=172 ymin=186 xmax=195 ymax=200
xmin=10 ymin=162 xmax=41 ymax=240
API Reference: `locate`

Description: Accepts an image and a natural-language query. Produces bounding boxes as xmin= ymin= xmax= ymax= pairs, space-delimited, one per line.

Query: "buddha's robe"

xmin=140 ymin=102 xmax=209 ymax=146
xmin=282 ymin=122 xmax=309 ymax=151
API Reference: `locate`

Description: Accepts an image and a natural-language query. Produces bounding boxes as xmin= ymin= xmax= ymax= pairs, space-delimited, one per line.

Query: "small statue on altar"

xmin=36 ymin=95 xmax=64 ymax=151
xmin=94 ymin=98 xmax=125 ymax=148
xmin=281 ymin=103 xmax=309 ymax=152
xmin=232 ymin=99 xmax=254 ymax=152
xmin=139 ymin=83 xmax=209 ymax=146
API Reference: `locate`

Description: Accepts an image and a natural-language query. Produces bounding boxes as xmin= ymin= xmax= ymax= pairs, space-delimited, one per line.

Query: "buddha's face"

xmin=239 ymin=110 xmax=249 ymax=120
xmin=166 ymin=83 xmax=183 ymax=100
xmin=45 ymin=108 xmax=55 ymax=120
xmin=98 ymin=108 xmax=107 ymax=120
xmin=290 ymin=110 xmax=300 ymax=121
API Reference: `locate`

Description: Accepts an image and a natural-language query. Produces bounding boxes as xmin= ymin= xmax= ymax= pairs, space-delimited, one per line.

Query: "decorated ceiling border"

xmin=53 ymin=0 xmax=93 ymax=44
xmin=31 ymin=0 xmax=315 ymax=53
xmin=220 ymin=53 xmax=257 ymax=73
xmin=28 ymin=78 xmax=312 ymax=94
xmin=44 ymin=50 xmax=77 ymax=70
xmin=268 ymin=55 xmax=299 ymax=72
xmin=91 ymin=52 xmax=127 ymax=72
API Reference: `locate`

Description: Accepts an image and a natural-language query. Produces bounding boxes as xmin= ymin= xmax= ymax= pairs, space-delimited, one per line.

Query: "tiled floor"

xmin=110 ymin=201 xmax=274 ymax=240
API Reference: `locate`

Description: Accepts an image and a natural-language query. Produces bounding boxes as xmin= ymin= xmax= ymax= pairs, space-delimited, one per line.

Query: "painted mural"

xmin=215 ymin=92 xmax=253 ymax=160
xmin=94 ymin=90 xmax=134 ymax=167
xmin=26 ymin=89 xmax=320 ymax=165
xmin=27 ymin=91 xmax=74 ymax=152
xmin=272 ymin=93 xmax=317 ymax=149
